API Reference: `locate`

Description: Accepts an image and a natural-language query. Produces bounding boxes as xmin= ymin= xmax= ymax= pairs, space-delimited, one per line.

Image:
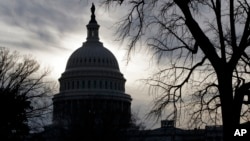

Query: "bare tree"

xmin=102 ymin=0 xmax=250 ymax=140
xmin=0 ymin=47 xmax=54 ymax=140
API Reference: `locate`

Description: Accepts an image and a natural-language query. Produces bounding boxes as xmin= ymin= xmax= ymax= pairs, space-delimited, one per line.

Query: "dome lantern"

xmin=86 ymin=3 xmax=100 ymax=41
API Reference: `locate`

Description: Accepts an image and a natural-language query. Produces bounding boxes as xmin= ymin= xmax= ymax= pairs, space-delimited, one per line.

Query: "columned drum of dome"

xmin=52 ymin=3 xmax=132 ymax=135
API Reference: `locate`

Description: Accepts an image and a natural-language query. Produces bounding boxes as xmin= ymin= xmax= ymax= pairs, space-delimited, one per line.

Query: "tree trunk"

xmin=217 ymin=70 xmax=235 ymax=141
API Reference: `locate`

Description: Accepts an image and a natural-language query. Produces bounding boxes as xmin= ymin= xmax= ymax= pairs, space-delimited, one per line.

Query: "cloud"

xmin=0 ymin=0 xmax=132 ymax=53
xmin=0 ymin=0 xmax=92 ymax=51
xmin=0 ymin=0 xmax=159 ymax=129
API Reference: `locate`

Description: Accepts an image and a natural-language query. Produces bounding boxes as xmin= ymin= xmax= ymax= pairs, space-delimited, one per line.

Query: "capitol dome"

xmin=52 ymin=4 xmax=132 ymax=136
xmin=65 ymin=41 xmax=120 ymax=71
xmin=65 ymin=4 xmax=119 ymax=72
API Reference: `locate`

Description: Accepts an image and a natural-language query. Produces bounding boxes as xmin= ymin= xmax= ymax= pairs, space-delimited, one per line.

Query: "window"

xmin=88 ymin=80 xmax=91 ymax=89
xmin=105 ymin=81 xmax=108 ymax=89
xmin=82 ymin=81 xmax=85 ymax=88
xmin=77 ymin=81 xmax=79 ymax=89
xmin=94 ymin=80 xmax=96 ymax=88
xmin=63 ymin=82 xmax=66 ymax=90
xmin=99 ymin=81 xmax=102 ymax=89
xmin=72 ymin=81 xmax=74 ymax=89
xmin=110 ymin=82 xmax=113 ymax=89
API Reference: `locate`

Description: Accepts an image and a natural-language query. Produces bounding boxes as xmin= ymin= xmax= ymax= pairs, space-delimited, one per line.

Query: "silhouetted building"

xmin=52 ymin=3 xmax=132 ymax=140
xmin=125 ymin=119 xmax=223 ymax=141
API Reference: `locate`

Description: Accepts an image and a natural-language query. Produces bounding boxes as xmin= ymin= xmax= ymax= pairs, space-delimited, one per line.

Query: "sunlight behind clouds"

xmin=0 ymin=0 xmax=161 ymax=129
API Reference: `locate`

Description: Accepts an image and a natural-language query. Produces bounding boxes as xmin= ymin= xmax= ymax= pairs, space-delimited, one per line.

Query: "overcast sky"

xmin=0 ymin=0 xmax=161 ymax=129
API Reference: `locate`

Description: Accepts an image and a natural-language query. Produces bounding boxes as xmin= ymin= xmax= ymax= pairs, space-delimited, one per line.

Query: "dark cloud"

xmin=0 ymin=0 xmax=94 ymax=52
xmin=0 ymin=0 xmax=87 ymax=30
